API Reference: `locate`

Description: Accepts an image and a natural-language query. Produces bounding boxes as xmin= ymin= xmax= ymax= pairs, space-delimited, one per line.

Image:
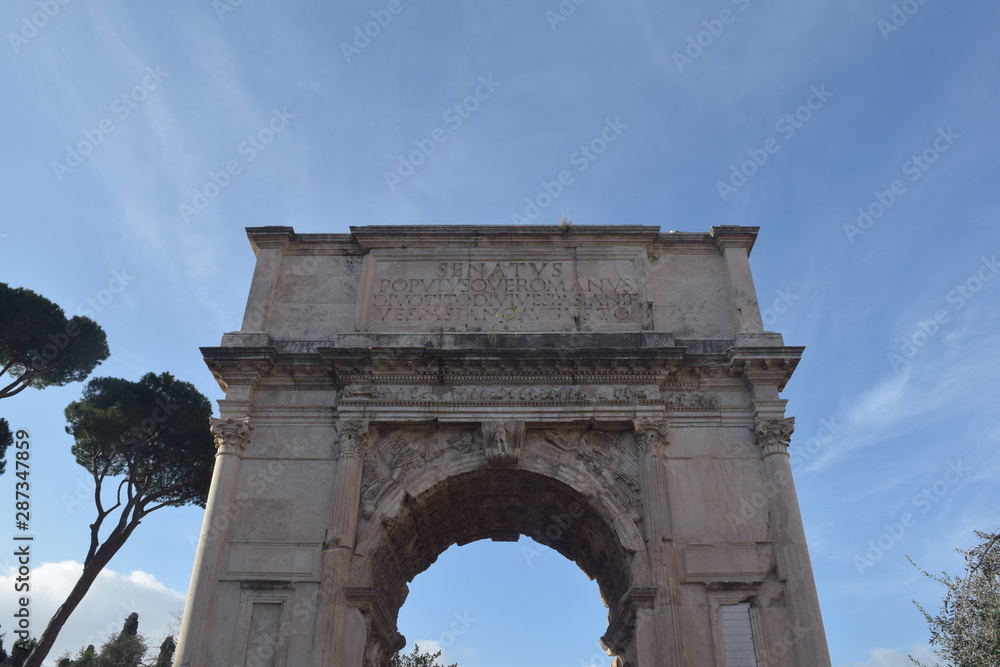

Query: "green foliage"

xmin=153 ymin=635 xmax=176 ymax=667
xmin=23 ymin=377 xmax=214 ymax=667
xmin=54 ymin=614 xmax=156 ymax=667
xmin=121 ymin=612 xmax=139 ymax=638
xmin=0 ymin=418 xmax=11 ymax=476
xmin=10 ymin=638 xmax=38 ymax=667
xmin=0 ymin=283 xmax=109 ymax=400
xmin=910 ymin=529 xmax=1000 ymax=666
xmin=62 ymin=644 xmax=95 ymax=667
xmin=65 ymin=371 xmax=216 ymax=512
xmin=391 ymin=644 xmax=458 ymax=667
xmin=94 ymin=628 xmax=146 ymax=667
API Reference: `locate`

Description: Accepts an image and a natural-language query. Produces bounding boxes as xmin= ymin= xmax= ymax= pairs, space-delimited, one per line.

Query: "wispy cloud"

xmin=845 ymin=643 xmax=939 ymax=667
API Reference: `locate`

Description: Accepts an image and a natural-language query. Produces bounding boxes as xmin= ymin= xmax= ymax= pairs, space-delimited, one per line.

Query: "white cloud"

xmin=846 ymin=643 xmax=941 ymax=666
xmin=0 ymin=561 xmax=185 ymax=666
xmin=405 ymin=639 xmax=453 ymax=664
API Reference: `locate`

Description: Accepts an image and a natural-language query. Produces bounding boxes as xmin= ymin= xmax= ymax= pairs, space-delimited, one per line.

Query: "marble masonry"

xmin=174 ymin=225 xmax=831 ymax=666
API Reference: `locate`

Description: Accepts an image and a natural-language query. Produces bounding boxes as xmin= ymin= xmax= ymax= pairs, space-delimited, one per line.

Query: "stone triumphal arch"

xmin=175 ymin=225 xmax=831 ymax=666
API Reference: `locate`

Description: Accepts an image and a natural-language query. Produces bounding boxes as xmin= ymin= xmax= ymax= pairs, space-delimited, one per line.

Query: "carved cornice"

xmin=710 ymin=225 xmax=759 ymax=254
xmin=728 ymin=346 xmax=805 ymax=392
xmin=344 ymin=587 xmax=404 ymax=656
xmin=633 ymin=420 xmax=669 ymax=456
xmin=752 ymin=417 xmax=795 ymax=455
xmin=210 ymin=417 xmax=252 ymax=456
xmin=603 ymin=587 xmax=658 ymax=654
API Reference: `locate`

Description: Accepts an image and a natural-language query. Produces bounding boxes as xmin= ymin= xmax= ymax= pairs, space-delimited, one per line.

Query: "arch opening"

xmin=396 ymin=538 xmax=616 ymax=666
xmin=356 ymin=467 xmax=642 ymax=666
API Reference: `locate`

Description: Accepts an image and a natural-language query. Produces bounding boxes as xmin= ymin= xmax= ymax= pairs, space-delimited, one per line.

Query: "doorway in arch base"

xmin=174 ymin=225 xmax=831 ymax=666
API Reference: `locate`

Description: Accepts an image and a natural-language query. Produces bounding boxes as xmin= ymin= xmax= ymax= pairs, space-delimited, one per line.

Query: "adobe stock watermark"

xmin=189 ymin=437 xmax=309 ymax=552
xmin=213 ymin=0 xmax=245 ymax=21
xmin=877 ymin=0 xmax=932 ymax=41
xmin=385 ymin=74 xmax=502 ymax=192
xmin=244 ymin=589 xmax=321 ymax=667
xmin=758 ymin=623 xmax=812 ymax=665
xmin=728 ymin=417 xmax=842 ymax=528
xmin=843 ymin=126 xmax=960 ymax=244
xmin=7 ymin=0 xmax=73 ymax=54
xmin=77 ymin=268 xmax=134 ymax=318
xmin=853 ymin=459 xmax=970 ymax=574
xmin=887 ymin=253 xmax=998 ymax=373
xmin=573 ymin=608 xmax=653 ymax=667
xmin=509 ymin=117 xmax=628 ymax=224
xmin=760 ymin=287 xmax=799 ymax=328
xmin=179 ymin=107 xmax=295 ymax=223
xmin=62 ymin=392 xmax=175 ymax=514
xmin=51 ymin=66 xmax=168 ymax=182
xmin=521 ymin=501 xmax=584 ymax=565
xmin=22 ymin=268 xmax=132 ymax=378
xmin=716 ymin=85 xmax=833 ymax=201
xmin=340 ymin=0 xmax=414 ymax=63
xmin=788 ymin=417 xmax=842 ymax=475
xmin=434 ymin=611 xmax=477 ymax=650
xmin=672 ymin=0 xmax=752 ymax=73
xmin=544 ymin=0 xmax=589 ymax=31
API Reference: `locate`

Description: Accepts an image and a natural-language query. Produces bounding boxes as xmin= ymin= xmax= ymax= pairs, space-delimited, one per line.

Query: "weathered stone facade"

xmin=175 ymin=225 xmax=831 ymax=666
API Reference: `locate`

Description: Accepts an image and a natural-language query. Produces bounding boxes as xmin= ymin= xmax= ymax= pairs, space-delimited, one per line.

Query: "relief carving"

xmin=447 ymin=431 xmax=476 ymax=456
xmin=575 ymin=431 xmax=642 ymax=521
xmin=541 ymin=430 xmax=642 ymax=521
xmin=664 ymin=391 xmax=718 ymax=409
xmin=442 ymin=385 xmax=589 ymax=402
xmin=360 ymin=429 xmax=431 ymax=519
xmin=342 ymin=384 xmax=379 ymax=399
xmin=482 ymin=420 xmax=524 ymax=466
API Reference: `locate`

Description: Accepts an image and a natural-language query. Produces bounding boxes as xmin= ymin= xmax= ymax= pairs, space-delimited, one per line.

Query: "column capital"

xmin=336 ymin=418 xmax=370 ymax=460
xmin=633 ymin=420 xmax=669 ymax=456
xmin=752 ymin=416 xmax=795 ymax=456
xmin=210 ymin=417 xmax=252 ymax=456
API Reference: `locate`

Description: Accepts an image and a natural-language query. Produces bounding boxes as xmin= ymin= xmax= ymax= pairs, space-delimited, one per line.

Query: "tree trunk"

xmin=23 ymin=526 xmax=134 ymax=667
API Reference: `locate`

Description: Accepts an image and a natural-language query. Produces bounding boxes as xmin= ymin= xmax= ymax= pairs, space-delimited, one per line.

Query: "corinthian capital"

xmin=752 ymin=417 xmax=795 ymax=454
xmin=336 ymin=418 xmax=370 ymax=460
xmin=210 ymin=417 xmax=252 ymax=456
xmin=633 ymin=420 xmax=669 ymax=456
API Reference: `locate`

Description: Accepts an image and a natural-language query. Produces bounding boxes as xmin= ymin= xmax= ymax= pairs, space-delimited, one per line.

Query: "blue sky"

xmin=0 ymin=1 xmax=998 ymax=664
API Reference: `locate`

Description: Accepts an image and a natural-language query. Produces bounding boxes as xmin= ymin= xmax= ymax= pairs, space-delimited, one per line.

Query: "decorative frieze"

xmin=663 ymin=391 xmax=718 ymax=410
xmin=339 ymin=383 xmax=659 ymax=405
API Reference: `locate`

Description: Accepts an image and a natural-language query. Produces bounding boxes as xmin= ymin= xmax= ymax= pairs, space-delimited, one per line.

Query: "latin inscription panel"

xmin=356 ymin=249 xmax=649 ymax=333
